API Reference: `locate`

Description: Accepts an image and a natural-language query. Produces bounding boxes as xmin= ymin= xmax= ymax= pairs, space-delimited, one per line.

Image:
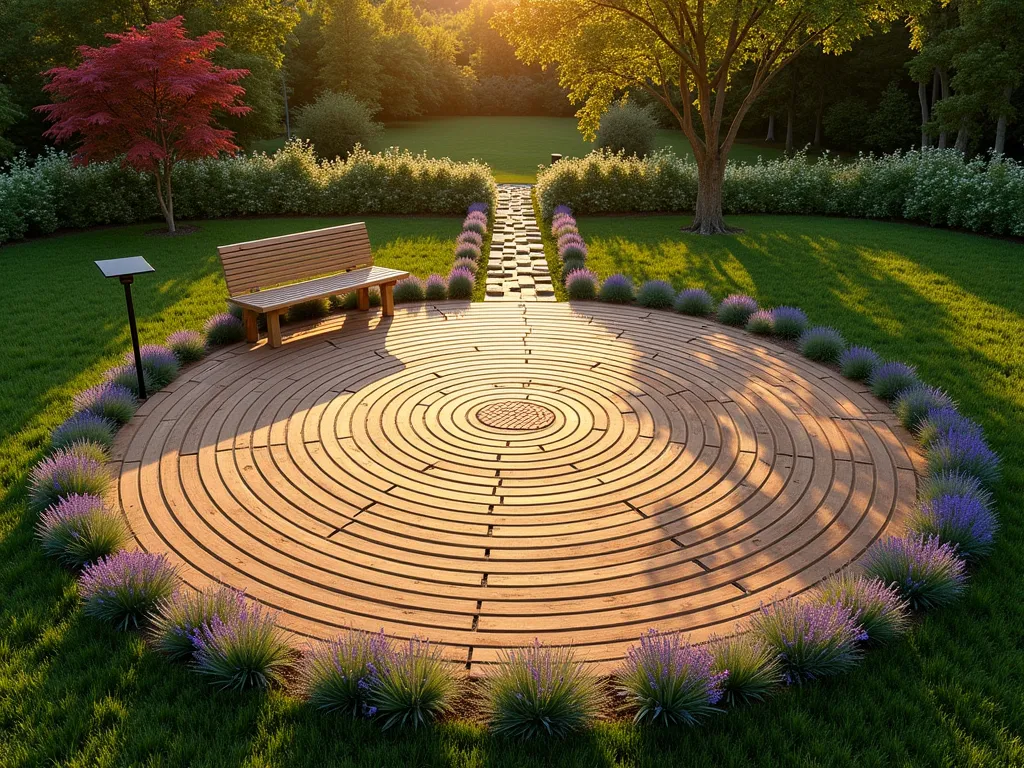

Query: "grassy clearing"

xmin=2 ymin=215 xmax=1024 ymax=766
xmin=252 ymin=116 xmax=783 ymax=183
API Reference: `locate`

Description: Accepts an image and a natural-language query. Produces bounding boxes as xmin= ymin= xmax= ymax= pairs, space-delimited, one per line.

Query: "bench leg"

xmin=381 ymin=282 xmax=395 ymax=317
xmin=242 ymin=309 xmax=259 ymax=343
xmin=356 ymin=287 xmax=370 ymax=311
xmin=267 ymin=310 xmax=283 ymax=348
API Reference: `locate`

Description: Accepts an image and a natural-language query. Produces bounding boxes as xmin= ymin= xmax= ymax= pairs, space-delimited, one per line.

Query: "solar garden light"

xmin=94 ymin=256 xmax=155 ymax=400
xmin=551 ymin=153 xmax=563 ymax=164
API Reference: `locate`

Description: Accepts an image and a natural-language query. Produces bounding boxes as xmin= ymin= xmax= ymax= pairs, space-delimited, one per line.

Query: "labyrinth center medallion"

xmin=475 ymin=400 xmax=556 ymax=430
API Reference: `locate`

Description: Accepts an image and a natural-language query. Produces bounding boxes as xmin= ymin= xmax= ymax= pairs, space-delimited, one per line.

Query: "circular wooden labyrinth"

xmin=111 ymin=302 xmax=920 ymax=671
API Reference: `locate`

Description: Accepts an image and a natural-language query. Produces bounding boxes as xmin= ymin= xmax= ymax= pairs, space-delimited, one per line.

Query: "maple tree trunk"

xmin=153 ymin=163 xmax=176 ymax=234
xmin=685 ymin=153 xmax=737 ymax=235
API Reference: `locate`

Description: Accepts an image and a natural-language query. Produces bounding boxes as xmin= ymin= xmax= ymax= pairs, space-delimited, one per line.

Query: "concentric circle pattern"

xmin=110 ymin=302 xmax=920 ymax=672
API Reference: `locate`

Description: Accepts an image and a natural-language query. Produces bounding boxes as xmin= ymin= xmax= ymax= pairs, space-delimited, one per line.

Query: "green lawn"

xmin=252 ymin=116 xmax=784 ymax=183
xmin=2 ymin=215 xmax=1024 ymax=766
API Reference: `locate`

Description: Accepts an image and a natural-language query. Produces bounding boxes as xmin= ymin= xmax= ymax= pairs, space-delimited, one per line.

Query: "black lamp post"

xmin=95 ymin=256 xmax=155 ymax=400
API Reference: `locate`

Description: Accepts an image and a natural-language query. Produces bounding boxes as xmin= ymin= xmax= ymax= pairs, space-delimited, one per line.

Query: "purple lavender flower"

xmin=36 ymin=493 xmax=129 ymax=568
xmin=393 ymin=276 xmax=426 ymax=304
xmin=894 ymin=385 xmax=955 ymax=432
xmin=454 ymin=241 xmax=481 ymax=261
xmin=674 ymin=288 xmax=715 ymax=316
xmin=424 ymin=274 xmax=448 ymax=301
xmin=467 ymin=202 xmax=489 ymax=215
xmin=191 ymin=595 xmax=293 ymax=689
xmin=453 ymin=256 xmax=477 ymax=272
xmin=798 ymin=326 xmax=846 ymax=363
xmin=205 ymin=312 xmax=246 ymax=346
xmin=150 ymin=586 xmax=247 ymax=661
xmin=73 ymin=381 xmax=137 ymax=426
xmin=616 ymin=630 xmax=726 ymax=726
xmin=927 ymin=429 xmax=1000 ymax=488
xmin=105 ymin=363 xmax=154 ymax=399
xmin=749 ymin=600 xmax=866 ymax=685
xmin=456 ymin=230 xmax=483 ymax=248
xmin=557 ymin=234 xmax=587 ymax=262
xmin=839 ymin=346 xmax=881 ymax=382
xmin=862 ymin=534 xmax=967 ymax=610
xmin=553 ymin=204 xmax=573 ymax=217
xmin=126 ymin=343 xmax=180 ymax=388
xmin=166 ymin=329 xmax=206 ymax=364
xmin=917 ymin=406 xmax=985 ymax=448
xmin=869 ymin=361 xmax=920 ymax=401
xmin=812 ymin=573 xmax=910 ymax=645
xmin=918 ymin=469 xmax=994 ymax=509
xmin=598 ymin=273 xmax=635 ymax=304
xmin=745 ymin=308 xmax=775 ymax=335
xmin=770 ymin=306 xmax=808 ymax=339
xmin=301 ymin=629 xmax=392 ymax=716
xmin=462 ymin=213 xmax=487 ymax=235
xmin=29 ymin=446 xmax=111 ymax=511
xmin=447 ymin=267 xmax=475 ymax=300
xmin=565 ymin=268 xmax=598 ymax=301
xmin=367 ymin=637 xmax=461 ymax=730
xmin=51 ymin=411 xmax=116 ymax=453
xmin=717 ymin=294 xmax=759 ymax=326
xmin=910 ymin=494 xmax=998 ymax=560
xmin=79 ymin=551 xmax=179 ymax=630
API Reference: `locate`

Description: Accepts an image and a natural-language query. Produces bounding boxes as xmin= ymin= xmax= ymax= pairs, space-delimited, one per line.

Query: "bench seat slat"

xmin=227 ymin=266 xmax=409 ymax=313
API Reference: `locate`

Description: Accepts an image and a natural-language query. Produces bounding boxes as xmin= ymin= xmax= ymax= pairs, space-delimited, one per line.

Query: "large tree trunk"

xmin=766 ymin=114 xmax=775 ymax=142
xmin=685 ymin=153 xmax=737 ymax=235
xmin=153 ymin=162 xmax=176 ymax=234
xmin=954 ymin=118 xmax=969 ymax=154
xmin=937 ymin=69 xmax=950 ymax=149
xmin=918 ymin=81 xmax=930 ymax=148
xmin=994 ymin=85 xmax=1012 ymax=157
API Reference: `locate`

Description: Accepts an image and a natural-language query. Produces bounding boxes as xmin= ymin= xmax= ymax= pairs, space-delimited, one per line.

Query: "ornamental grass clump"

xmin=565 ymin=269 xmax=598 ymax=300
xmin=74 ymin=382 xmax=138 ymax=426
xmin=894 ymin=385 xmax=955 ymax=432
xmin=453 ymin=256 xmax=477 ymax=273
xmin=717 ymin=294 xmax=758 ymax=326
xmin=927 ymin=429 xmax=1000 ymax=488
xmin=484 ymin=640 xmax=604 ymax=738
xmin=205 ymin=312 xmax=246 ymax=346
xmin=862 ymin=534 xmax=967 ymax=610
xmin=287 ymin=298 xmax=331 ymax=322
xmin=811 ymin=573 xmax=910 ymax=646
xmin=748 ymin=600 xmax=866 ymax=685
xmin=745 ymin=309 xmax=775 ymax=335
xmin=798 ymin=326 xmax=846 ymax=363
xmin=636 ymin=280 xmax=676 ymax=310
xmin=79 ymin=551 xmax=179 ymax=630
xmin=36 ymin=494 xmax=129 ymax=569
xmin=710 ymin=634 xmax=782 ymax=707
xmin=562 ymin=255 xmax=586 ymax=276
xmin=839 ymin=346 xmax=881 ymax=382
xmin=674 ymin=288 xmax=714 ymax=316
xmin=51 ymin=411 xmax=116 ymax=453
xmin=599 ymin=274 xmax=635 ymax=304
xmin=367 ymin=638 xmax=461 ymax=730
xmin=105 ymin=364 xmax=155 ymax=399
xmin=916 ymin=406 xmax=984 ymax=448
xmin=424 ymin=274 xmax=447 ymax=301
xmin=553 ymin=222 xmax=579 ymax=238
xmin=191 ymin=597 xmax=294 ymax=690
xmin=150 ymin=586 xmax=246 ymax=661
xmin=557 ymin=234 xmax=587 ymax=262
xmin=166 ymin=330 xmax=206 ymax=364
xmin=454 ymin=241 xmax=481 ymax=261
xmin=918 ymin=469 xmax=993 ymax=509
xmin=462 ymin=212 xmax=488 ymax=235
xmin=29 ymin=446 xmax=111 ymax=511
xmin=616 ymin=631 xmax=725 ymax=727
xmin=456 ymin=229 xmax=483 ymax=249
xmin=770 ymin=306 xmax=808 ymax=340
xmin=127 ymin=344 xmax=180 ymax=388
xmin=869 ymin=361 xmax=920 ymax=402
xmin=447 ymin=267 xmax=475 ymax=300
xmin=910 ymin=494 xmax=998 ymax=561
xmin=301 ymin=629 xmax=390 ymax=717
xmin=393 ymin=276 xmax=426 ymax=304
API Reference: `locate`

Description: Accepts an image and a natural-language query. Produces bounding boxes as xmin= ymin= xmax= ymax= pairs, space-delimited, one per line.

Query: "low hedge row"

xmin=535 ymin=148 xmax=1024 ymax=237
xmin=0 ymin=142 xmax=497 ymax=245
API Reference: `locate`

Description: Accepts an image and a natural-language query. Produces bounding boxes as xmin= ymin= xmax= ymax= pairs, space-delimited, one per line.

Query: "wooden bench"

xmin=217 ymin=223 xmax=409 ymax=348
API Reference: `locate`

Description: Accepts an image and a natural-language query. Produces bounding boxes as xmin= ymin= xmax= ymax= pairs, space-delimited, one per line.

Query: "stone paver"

xmin=485 ymin=184 xmax=555 ymax=301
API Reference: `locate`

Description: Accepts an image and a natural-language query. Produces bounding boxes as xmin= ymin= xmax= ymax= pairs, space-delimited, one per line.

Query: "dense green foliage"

xmin=295 ymin=92 xmax=383 ymax=160
xmin=596 ymin=102 xmax=658 ymax=157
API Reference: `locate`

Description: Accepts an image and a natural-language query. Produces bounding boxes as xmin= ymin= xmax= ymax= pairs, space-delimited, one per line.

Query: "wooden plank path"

xmin=108 ymin=302 xmax=921 ymax=673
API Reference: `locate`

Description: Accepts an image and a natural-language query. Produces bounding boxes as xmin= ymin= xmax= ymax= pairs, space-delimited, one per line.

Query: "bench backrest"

xmin=217 ymin=222 xmax=372 ymax=296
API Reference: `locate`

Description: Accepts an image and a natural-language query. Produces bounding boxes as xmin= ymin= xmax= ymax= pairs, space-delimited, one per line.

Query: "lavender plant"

xmin=910 ymin=494 xmax=998 ymax=560
xmin=128 ymin=344 xmax=180 ymax=388
xmin=300 ymin=629 xmax=390 ymax=717
xmin=74 ymin=382 xmax=138 ymax=426
xmin=106 ymin=364 xmax=155 ymax=399
xmin=462 ymin=214 xmax=487 ymax=236
xmin=717 ymin=294 xmax=758 ymax=326
xmin=770 ymin=306 xmax=808 ymax=340
xmin=926 ymin=429 xmax=1001 ymax=488
xmin=598 ymin=274 xmax=635 ymax=304
xmin=424 ymin=274 xmax=447 ymax=301
xmin=918 ymin=469 xmax=994 ymax=509
xmin=468 ymin=202 xmax=489 ymax=215
xmin=51 ymin=411 xmax=116 ymax=453
xmin=616 ymin=631 xmax=725 ymax=726
xmin=862 ymin=534 xmax=967 ymax=610
xmin=839 ymin=346 xmax=881 ymax=382
xmin=894 ymin=385 xmax=954 ymax=432
xmin=36 ymin=493 xmax=129 ymax=568
xmin=635 ymin=280 xmax=676 ymax=310
xmin=869 ymin=361 xmax=920 ymax=402
xmin=748 ymin=600 xmax=866 ymax=685
xmin=393 ymin=276 xmax=426 ymax=304
xmin=455 ymin=242 xmax=481 ymax=261
xmin=205 ymin=312 xmax=246 ymax=346
xmin=150 ymin=586 xmax=246 ymax=661
xmin=745 ymin=309 xmax=775 ymax=335
xmin=29 ymin=445 xmax=111 ymax=511
xmin=447 ymin=267 xmax=475 ymax=300
xmin=674 ymin=288 xmax=714 ymax=316
xmin=811 ymin=573 xmax=910 ymax=645
xmin=456 ymin=230 xmax=483 ymax=249
xmin=798 ymin=326 xmax=846 ymax=364
xmin=710 ymin=635 xmax=782 ymax=706
xmin=367 ymin=638 xmax=461 ymax=730
xmin=79 ymin=551 xmax=179 ymax=630
xmin=916 ymin=406 xmax=984 ymax=448
xmin=191 ymin=597 xmax=294 ymax=690
xmin=166 ymin=329 xmax=207 ymax=364
xmin=565 ymin=269 xmax=598 ymax=301
xmin=287 ymin=298 xmax=331 ymax=322
xmin=557 ymin=235 xmax=587 ymax=262
xmin=453 ymin=256 xmax=478 ymax=273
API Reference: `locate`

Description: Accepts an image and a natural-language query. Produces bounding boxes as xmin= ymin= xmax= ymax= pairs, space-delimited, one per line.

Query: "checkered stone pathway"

xmin=485 ymin=184 xmax=555 ymax=301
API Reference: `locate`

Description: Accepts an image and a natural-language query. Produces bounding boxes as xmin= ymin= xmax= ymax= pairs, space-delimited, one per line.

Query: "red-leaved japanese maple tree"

xmin=37 ymin=16 xmax=250 ymax=233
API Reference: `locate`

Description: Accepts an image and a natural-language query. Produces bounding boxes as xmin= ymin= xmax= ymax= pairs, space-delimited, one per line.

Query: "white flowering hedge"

xmin=0 ymin=141 xmax=496 ymax=245
xmin=535 ymin=149 xmax=1024 ymax=237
